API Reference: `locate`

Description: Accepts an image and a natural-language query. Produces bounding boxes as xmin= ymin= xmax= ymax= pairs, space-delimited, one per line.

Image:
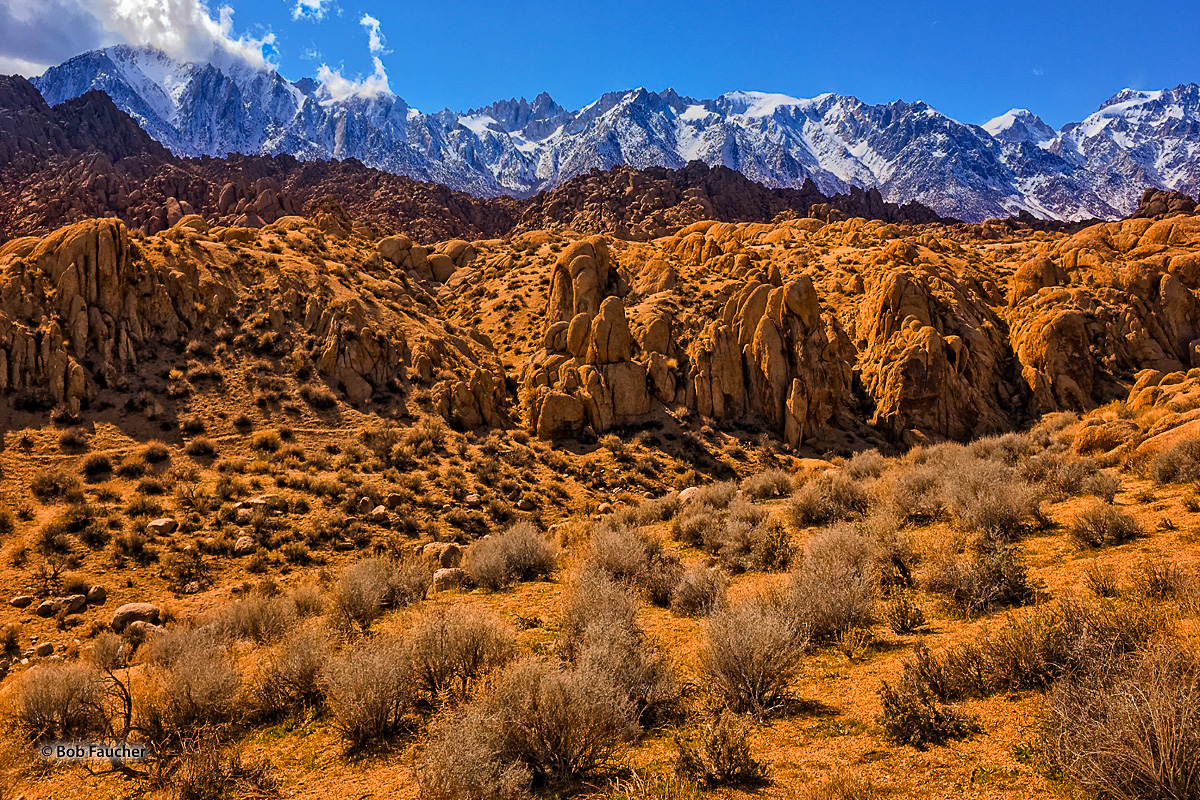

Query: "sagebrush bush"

xmin=675 ymin=712 xmax=768 ymax=787
xmin=787 ymin=525 xmax=878 ymax=642
xmin=702 ymin=596 xmax=806 ymax=714
xmin=740 ymin=469 xmax=794 ymax=501
xmin=1151 ymin=439 xmax=1200 ymax=484
xmin=1068 ymin=501 xmax=1142 ymax=548
xmin=9 ymin=663 xmax=107 ymax=742
xmin=787 ymin=472 xmax=870 ymax=527
xmin=925 ymin=539 xmax=1038 ymax=616
xmin=416 ymin=705 xmax=532 ymax=800
xmin=484 ymin=659 xmax=637 ymax=782
xmin=329 ymin=557 xmax=428 ymax=633
xmin=585 ymin=520 xmax=654 ymax=586
xmin=881 ymin=590 xmax=926 ymax=634
xmin=575 ymin=616 xmax=679 ymax=725
xmin=322 ymin=635 xmax=414 ymax=749
xmin=30 ymin=469 xmax=84 ymax=503
xmin=1041 ymin=643 xmax=1200 ymax=800
xmin=418 ymin=659 xmax=636 ymax=792
xmin=884 ymin=463 xmax=945 ymax=524
xmin=406 ymin=607 xmax=514 ymax=705
xmin=464 ymin=523 xmax=556 ymax=591
xmin=205 ymin=595 xmax=298 ymax=644
xmin=943 ymin=458 xmax=1040 ymax=541
xmin=877 ymin=678 xmax=978 ymax=749
xmin=671 ymin=566 xmax=727 ymax=617
xmin=138 ymin=630 xmax=238 ymax=743
xmin=559 ymin=567 xmax=639 ymax=661
xmin=251 ymin=628 xmax=330 ymax=719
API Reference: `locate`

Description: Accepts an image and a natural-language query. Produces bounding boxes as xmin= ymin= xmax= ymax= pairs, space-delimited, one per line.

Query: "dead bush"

xmin=464 ymin=523 xmax=556 ymax=591
xmin=943 ymin=458 xmax=1040 ymax=541
xmin=1068 ymin=501 xmax=1142 ymax=548
xmin=1041 ymin=643 xmax=1200 ymax=800
xmin=406 ymin=607 xmax=515 ymax=706
xmin=251 ymin=628 xmax=331 ymax=720
xmin=787 ymin=525 xmax=878 ymax=642
xmin=138 ymin=630 xmax=238 ymax=744
xmin=884 ymin=463 xmax=945 ymax=525
xmin=877 ymin=678 xmax=978 ymax=749
xmin=575 ymin=617 xmax=679 ymax=726
xmin=8 ymin=663 xmax=107 ymax=741
xmin=701 ymin=596 xmax=806 ymax=714
xmin=416 ymin=705 xmax=532 ymax=800
xmin=559 ymin=568 xmax=639 ymax=661
xmin=586 ymin=520 xmax=654 ymax=586
xmin=740 ymin=469 xmax=794 ymax=501
xmin=787 ymin=472 xmax=869 ymax=527
xmin=171 ymin=736 xmax=279 ymax=800
xmin=205 ymin=595 xmax=298 ymax=644
xmin=484 ymin=659 xmax=637 ymax=783
xmin=881 ymin=590 xmax=926 ymax=634
xmin=925 ymin=540 xmax=1038 ymax=616
xmin=322 ymin=635 xmax=414 ymax=749
xmin=1151 ymin=439 xmax=1200 ymax=484
xmin=675 ymin=712 xmax=768 ymax=787
xmin=418 ymin=658 xmax=635 ymax=795
xmin=671 ymin=566 xmax=727 ymax=617
xmin=329 ymin=557 xmax=427 ymax=633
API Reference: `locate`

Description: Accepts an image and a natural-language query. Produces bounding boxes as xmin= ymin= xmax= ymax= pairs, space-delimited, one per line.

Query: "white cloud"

xmin=316 ymin=55 xmax=389 ymax=101
xmin=314 ymin=12 xmax=392 ymax=102
xmin=359 ymin=13 xmax=387 ymax=54
xmin=0 ymin=0 xmax=276 ymax=74
xmin=292 ymin=0 xmax=332 ymax=21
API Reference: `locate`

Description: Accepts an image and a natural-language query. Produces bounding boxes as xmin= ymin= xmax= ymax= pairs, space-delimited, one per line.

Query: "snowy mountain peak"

xmin=23 ymin=46 xmax=1200 ymax=221
xmin=984 ymin=108 xmax=1057 ymax=144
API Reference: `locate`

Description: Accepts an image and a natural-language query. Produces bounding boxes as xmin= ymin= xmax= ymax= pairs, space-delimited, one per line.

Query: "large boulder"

xmin=112 ymin=602 xmax=161 ymax=633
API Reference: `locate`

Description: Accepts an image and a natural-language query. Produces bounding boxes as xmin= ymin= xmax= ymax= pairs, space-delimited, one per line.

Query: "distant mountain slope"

xmin=29 ymin=46 xmax=1200 ymax=222
xmin=0 ymin=75 xmax=948 ymax=244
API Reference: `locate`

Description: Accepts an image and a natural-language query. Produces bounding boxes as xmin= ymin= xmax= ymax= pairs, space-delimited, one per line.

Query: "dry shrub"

xmin=559 ymin=567 xmax=639 ymax=661
xmin=671 ymin=566 xmax=727 ymax=617
xmin=575 ymin=617 xmax=679 ymax=726
xmin=1041 ymin=643 xmax=1200 ymax=800
xmin=322 ymin=634 xmax=414 ymax=749
xmin=943 ymin=457 xmax=1041 ymax=541
xmin=876 ymin=677 xmax=978 ymax=749
xmin=7 ymin=662 xmax=107 ymax=741
xmin=1023 ymin=451 xmax=1100 ymax=498
xmin=671 ymin=502 xmax=723 ymax=547
xmin=689 ymin=482 xmax=737 ymax=509
xmin=884 ymin=463 xmax=944 ymax=524
xmin=586 ymin=520 xmax=654 ymax=586
xmin=329 ymin=557 xmax=428 ymax=633
xmin=205 ymin=595 xmax=298 ymax=644
xmin=714 ymin=499 xmax=793 ymax=573
xmin=740 ymin=469 xmax=794 ymax=501
xmin=787 ymin=472 xmax=869 ymax=527
xmin=674 ymin=712 xmax=768 ymax=787
xmin=172 ymin=736 xmax=278 ymax=800
xmin=899 ymin=599 xmax=1170 ymax=705
xmin=969 ymin=432 xmax=1034 ymax=465
xmin=845 ymin=449 xmax=887 ymax=480
xmin=464 ymin=522 xmax=556 ymax=591
xmin=417 ymin=659 xmax=636 ymax=793
xmin=702 ymin=596 xmax=806 ymax=714
xmin=138 ymin=629 xmax=239 ymax=743
xmin=787 ymin=525 xmax=878 ymax=642
xmin=406 ymin=607 xmax=515 ymax=706
xmin=30 ymin=469 xmax=84 ymax=503
xmin=417 ymin=705 xmax=532 ymax=800
xmin=1151 ymin=439 xmax=1200 ymax=484
xmin=1068 ymin=501 xmax=1143 ymax=548
xmin=925 ymin=539 xmax=1038 ymax=616
xmin=251 ymin=628 xmax=330 ymax=720
xmin=881 ymin=590 xmax=926 ymax=634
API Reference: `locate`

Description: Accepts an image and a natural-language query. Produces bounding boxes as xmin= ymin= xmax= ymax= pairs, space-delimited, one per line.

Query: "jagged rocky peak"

xmin=21 ymin=45 xmax=1200 ymax=221
xmin=984 ymin=108 xmax=1057 ymax=144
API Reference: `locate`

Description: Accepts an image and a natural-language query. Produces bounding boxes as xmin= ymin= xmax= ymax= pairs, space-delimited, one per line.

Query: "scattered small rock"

xmin=432 ymin=568 xmax=470 ymax=593
xmin=112 ymin=602 xmax=161 ymax=633
xmin=10 ymin=595 xmax=32 ymax=609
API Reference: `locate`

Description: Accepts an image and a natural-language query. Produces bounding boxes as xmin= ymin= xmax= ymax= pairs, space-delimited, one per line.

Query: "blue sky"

xmin=1 ymin=0 xmax=1198 ymax=127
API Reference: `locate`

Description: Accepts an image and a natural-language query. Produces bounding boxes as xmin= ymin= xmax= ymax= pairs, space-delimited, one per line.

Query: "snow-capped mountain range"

xmin=28 ymin=45 xmax=1200 ymax=222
